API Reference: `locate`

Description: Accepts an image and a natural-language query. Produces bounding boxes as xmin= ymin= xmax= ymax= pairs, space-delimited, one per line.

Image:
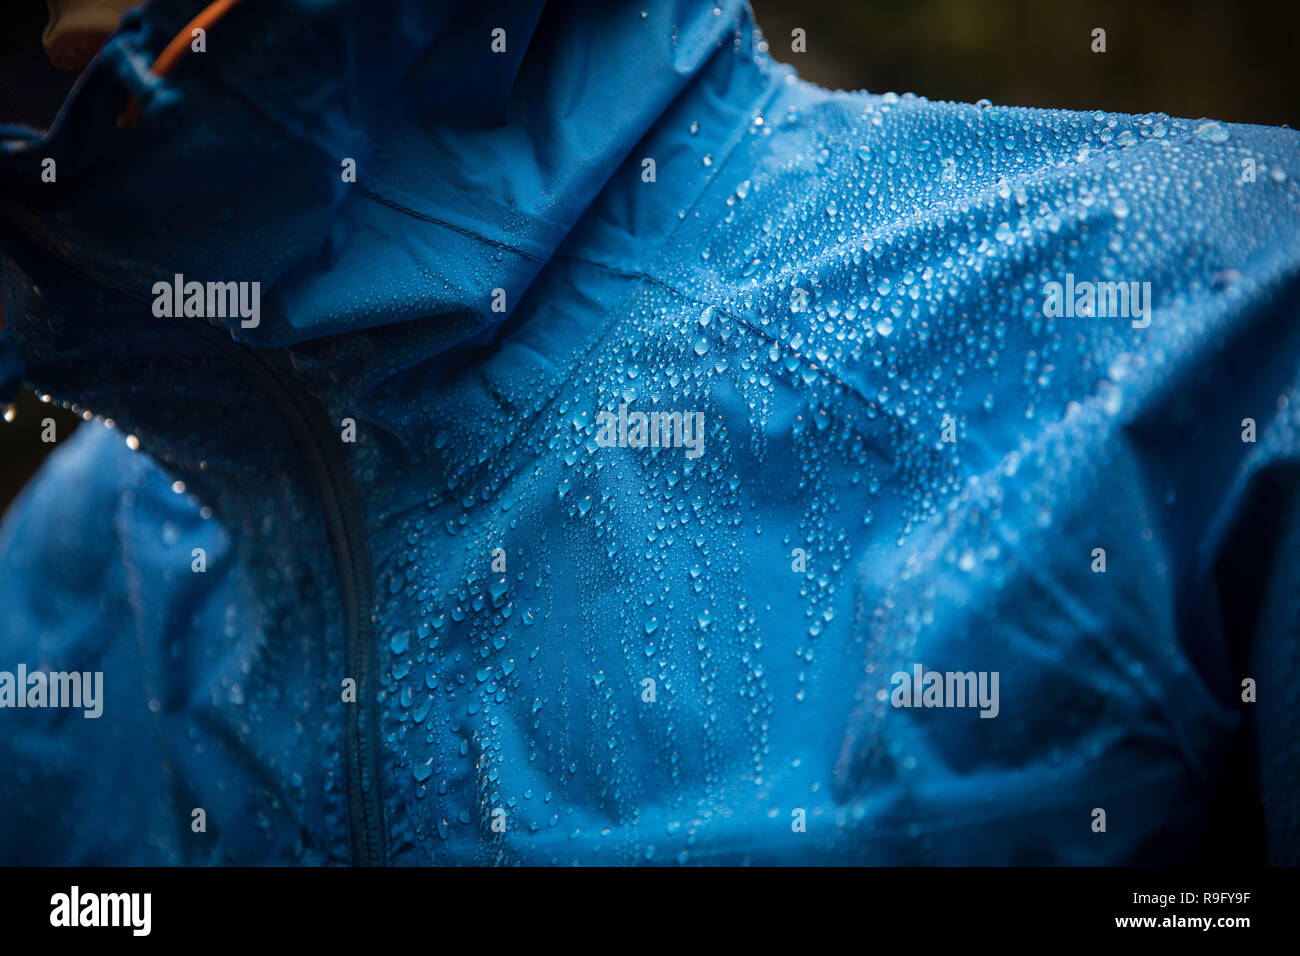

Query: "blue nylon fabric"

xmin=1 ymin=0 xmax=1299 ymax=864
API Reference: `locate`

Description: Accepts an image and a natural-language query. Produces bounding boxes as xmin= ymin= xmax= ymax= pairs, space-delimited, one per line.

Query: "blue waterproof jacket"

xmin=1 ymin=0 xmax=1299 ymax=865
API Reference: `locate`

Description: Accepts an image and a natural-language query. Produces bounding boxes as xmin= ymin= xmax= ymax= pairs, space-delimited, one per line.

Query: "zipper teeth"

xmin=190 ymin=324 xmax=386 ymax=867
xmin=27 ymin=270 xmax=386 ymax=866
xmin=256 ymin=344 xmax=386 ymax=866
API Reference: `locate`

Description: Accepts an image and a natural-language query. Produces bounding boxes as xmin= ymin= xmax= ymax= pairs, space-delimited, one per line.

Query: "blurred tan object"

xmin=43 ymin=0 xmax=137 ymax=71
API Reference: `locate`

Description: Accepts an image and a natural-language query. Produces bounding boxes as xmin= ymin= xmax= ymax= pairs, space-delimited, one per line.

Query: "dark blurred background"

xmin=751 ymin=0 xmax=1300 ymax=128
xmin=2 ymin=0 xmax=1298 ymax=513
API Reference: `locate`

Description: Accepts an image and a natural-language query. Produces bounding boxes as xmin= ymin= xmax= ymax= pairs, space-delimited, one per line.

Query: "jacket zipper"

xmin=25 ymin=267 xmax=387 ymax=866
xmin=178 ymin=317 xmax=388 ymax=867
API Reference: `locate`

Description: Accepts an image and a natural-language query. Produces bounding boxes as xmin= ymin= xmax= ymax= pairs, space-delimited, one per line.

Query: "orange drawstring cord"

xmin=118 ymin=0 xmax=243 ymax=129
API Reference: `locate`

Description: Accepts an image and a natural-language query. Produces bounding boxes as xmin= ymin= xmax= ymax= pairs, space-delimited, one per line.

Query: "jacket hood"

xmin=0 ymin=0 xmax=777 ymax=520
xmin=1 ymin=0 xmax=764 ymax=346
